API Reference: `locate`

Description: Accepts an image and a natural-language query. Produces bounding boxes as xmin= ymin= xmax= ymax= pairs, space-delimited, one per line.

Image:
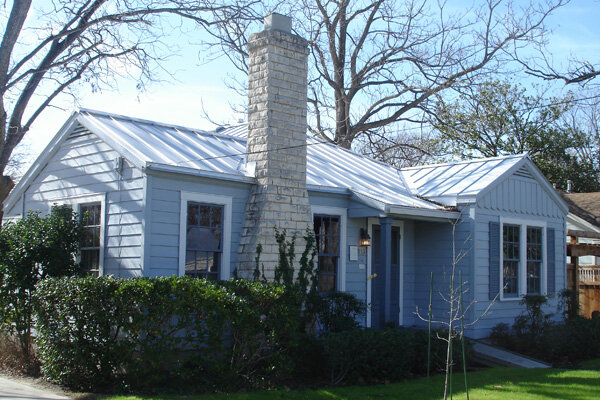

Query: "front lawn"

xmin=100 ymin=364 xmax=600 ymax=400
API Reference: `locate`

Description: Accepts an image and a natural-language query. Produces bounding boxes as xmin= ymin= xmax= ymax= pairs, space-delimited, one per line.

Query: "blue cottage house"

xmin=3 ymin=15 xmax=567 ymax=338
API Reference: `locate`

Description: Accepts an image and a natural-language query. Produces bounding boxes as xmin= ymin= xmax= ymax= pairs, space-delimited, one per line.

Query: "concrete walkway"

xmin=472 ymin=341 xmax=551 ymax=368
xmin=0 ymin=376 xmax=70 ymax=400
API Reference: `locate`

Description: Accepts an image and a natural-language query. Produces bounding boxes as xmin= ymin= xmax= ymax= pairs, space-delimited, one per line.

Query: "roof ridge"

xmin=400 ymin=153 xmax=528 ymax=171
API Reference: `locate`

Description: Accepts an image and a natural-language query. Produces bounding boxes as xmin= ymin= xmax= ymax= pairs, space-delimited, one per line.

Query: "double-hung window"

xmin=500 ymin=219 xmax=546 ymax=299
xmin=80 ymin=203 xmax=102 ymax=276
xmin=185 ymin=202 xmax=223 ymax=280
xmin=179 ymin=192 xmax=232 ymax=280
xmin=314 ymin=214 xmax=341 ymax=292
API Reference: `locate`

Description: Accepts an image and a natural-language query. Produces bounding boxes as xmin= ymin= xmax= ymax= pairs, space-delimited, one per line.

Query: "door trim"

xmin=367 ymin=218 xmax=404 ymax=328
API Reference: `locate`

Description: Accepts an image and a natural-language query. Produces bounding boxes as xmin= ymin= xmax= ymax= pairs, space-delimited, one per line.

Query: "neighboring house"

xmin=560 ymin=191 xmax=600 ymax=266
xmin=2 ymin=14 xmax=567 ymax=339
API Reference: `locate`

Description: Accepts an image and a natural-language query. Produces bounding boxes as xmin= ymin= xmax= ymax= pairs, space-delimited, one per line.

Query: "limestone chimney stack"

xmin=237 ymin=14 xmax=312 ymax=279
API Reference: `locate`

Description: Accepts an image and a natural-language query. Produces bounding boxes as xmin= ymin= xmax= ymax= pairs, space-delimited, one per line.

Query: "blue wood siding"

xmin=308 ymin=191 xmax=349 ymax=209
xmin=146 ymin=171 xmax=251 ymax=277
xmin=410 ymin=216 xmax=475 ymax=331
xmin=345 ymin=217 xmax=368 ymax=325
xmin=471 ymin=174 xmax=566 ymax=338
xmin=402 ymin=220 xmax=416 ymax=326
xmin=7 ymin=127 xmax=145 ymax=277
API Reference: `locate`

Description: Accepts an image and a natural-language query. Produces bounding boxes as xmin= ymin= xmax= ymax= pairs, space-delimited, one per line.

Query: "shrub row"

xmin=489 ymin=294 xmax=600 ymax=366
xmin=34 ymin=276 xmax=301 ymax=392
xmin=491 ymin=318 xmax=600 ymax=365
xmin=33 ymin=276 xmax=472 ymax=393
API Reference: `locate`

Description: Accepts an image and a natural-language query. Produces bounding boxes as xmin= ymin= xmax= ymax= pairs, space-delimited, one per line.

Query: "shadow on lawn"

xmin=92 ymin=367 xmax=600 ymax=400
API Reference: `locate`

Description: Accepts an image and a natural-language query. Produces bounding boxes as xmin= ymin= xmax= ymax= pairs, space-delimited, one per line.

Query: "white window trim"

xmin=179 ymin=192 xmax=232 ymax=279
xmin=311 ymin=205 xmax=347 ymax=292
xmin=499 ymin=217 xmax=547 ymax=301
xmin=50 ymin=193 xmax=106 ymax=276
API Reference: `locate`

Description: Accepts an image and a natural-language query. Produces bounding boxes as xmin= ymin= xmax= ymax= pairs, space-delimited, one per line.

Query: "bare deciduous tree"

xmin=0 ymin=0 xmax=257 ymax=222
xmin=207 ymin=0 xmax=566 ymax=150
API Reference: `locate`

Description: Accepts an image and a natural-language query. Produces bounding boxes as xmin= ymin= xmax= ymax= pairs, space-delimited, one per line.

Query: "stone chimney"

xmin=237 ymin=14 xmax=312 ymax=280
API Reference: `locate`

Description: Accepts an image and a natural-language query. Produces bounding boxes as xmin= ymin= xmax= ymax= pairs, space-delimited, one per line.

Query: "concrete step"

xmin=472 ymin=341 xmax=551 ymax=368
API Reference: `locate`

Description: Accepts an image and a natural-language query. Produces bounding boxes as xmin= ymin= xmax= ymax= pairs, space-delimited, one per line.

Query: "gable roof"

xmin=4 ymin=109 xmax=567 ymax=218
xmin=401 ymin=154 xmax=568 ymax=213
xmin=559 ymin=191 xmax=600 ymax=228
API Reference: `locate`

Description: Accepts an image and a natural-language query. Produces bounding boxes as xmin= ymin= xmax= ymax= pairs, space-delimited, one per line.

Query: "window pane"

xmin=185 ymin=250 xmax=197 ymax=273
xmin=318 ymin=274 xmax=335 ymax=292
xmin=199 ymin=205 xmax=211 ymax=226
xmin=187 ymin=203 xmax=199 ymax=226
xmin=186 ymin=227 xmax=222 ymax=250
xmin=211 ymin=207 xmax=222 ymax=227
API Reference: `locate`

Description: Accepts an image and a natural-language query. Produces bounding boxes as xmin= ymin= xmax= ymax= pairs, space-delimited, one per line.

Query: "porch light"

xmin=360 ymin=228 xmax=371 ymax=246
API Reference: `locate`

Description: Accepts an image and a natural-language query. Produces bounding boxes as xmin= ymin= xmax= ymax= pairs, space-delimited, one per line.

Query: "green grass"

xmin=99 ymin=365 xmax=600 ymax=400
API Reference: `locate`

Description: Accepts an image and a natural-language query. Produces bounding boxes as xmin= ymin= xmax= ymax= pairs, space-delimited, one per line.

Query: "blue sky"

xmin=13 ymin=0 xmax=600 ymax=172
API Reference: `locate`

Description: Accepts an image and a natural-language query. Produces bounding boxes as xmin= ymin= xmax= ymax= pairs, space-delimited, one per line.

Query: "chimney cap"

xmin=265 ymin=13 xmax=292 ymax=33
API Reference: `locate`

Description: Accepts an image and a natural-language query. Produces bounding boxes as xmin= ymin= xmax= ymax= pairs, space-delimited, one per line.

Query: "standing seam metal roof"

xmin=75 ymin=109 xmax=529 ymax=211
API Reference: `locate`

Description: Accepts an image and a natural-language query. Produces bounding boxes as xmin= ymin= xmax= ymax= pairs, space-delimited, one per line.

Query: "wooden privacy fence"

xmin=567 ymin=229 xmax=600 ymax=318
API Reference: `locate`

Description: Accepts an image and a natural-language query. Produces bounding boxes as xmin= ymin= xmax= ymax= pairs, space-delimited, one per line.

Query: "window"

xmin=185 ymin=202 xmax=223 ymax=280
xmin=179 ymin=192 xmax=232 ymax=280
xmin=527 ymin=227 xmax=543 ymax=294
xmin=314 ymin=214 xmax=340 ymax=292
xmin=502 ymin=224 xmax=520 ymax=297
xmin=80 ymin=203 xmax=102 ymax=276
xmin=500 ymin=219 xmax=546 ymax=299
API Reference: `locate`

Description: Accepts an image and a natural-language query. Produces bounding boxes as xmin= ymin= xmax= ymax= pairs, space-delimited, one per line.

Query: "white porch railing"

xmin=579 ymin=266 xmax=600 ymax=285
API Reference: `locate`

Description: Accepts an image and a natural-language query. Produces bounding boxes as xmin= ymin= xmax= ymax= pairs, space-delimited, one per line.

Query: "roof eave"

xmin=306 ymin=184 xmax=350 ymax=195
xmin=386 ymin=204 xmax=460 ymax=221
xmin=567 ymin=213 xmax=600 ymax=233
xmin=145 ymin=162 xmax=255 ymax=184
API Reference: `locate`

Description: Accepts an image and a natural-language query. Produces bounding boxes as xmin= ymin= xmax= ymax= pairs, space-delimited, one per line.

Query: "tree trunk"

xmin=0 ymin=174 xmax=15 ymax=227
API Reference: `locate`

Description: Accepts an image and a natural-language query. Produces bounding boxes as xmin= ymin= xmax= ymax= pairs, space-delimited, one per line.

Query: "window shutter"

xmin=489 ymin=221 xmax=500 ymax=300
xmin=546 ymin=228 xmax=556 ymax=295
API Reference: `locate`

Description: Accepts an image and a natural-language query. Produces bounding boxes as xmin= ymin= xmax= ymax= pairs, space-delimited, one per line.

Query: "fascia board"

xmin=386 ymin=204 xmax=460 ymax=221
xmin=145 ymin=162 xmax=255 ymax=184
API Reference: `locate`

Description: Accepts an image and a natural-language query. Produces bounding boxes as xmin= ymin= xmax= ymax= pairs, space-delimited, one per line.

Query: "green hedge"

xmin=491 ymin=318 xmax=600 ymax=365
xmin=34 ymin=276 xmax=301 ymax=392
xmin=34 ymin=276 xmax=472 ymax=393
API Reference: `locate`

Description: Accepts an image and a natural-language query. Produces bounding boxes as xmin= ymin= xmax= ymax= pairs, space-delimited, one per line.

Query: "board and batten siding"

xmin=145 ymin=172 xmax=250 ymax=277
xmin=471 ymin=173 xmax=566 ymax=338
xmin=7 ymin=126 xmax=145 ymax=277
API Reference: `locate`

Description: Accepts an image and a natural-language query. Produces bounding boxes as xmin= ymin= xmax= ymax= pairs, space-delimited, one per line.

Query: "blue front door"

xmin=371 ymin=225 xmax=401 ymax=329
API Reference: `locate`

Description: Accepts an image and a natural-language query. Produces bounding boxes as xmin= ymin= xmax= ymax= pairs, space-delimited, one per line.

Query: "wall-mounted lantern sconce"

xmin=360 ymin=228 xmax=371 ymax=246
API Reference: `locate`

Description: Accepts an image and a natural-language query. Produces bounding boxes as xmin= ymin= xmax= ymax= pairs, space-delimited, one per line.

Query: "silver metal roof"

xmin=61 ymin=109 xmax=551 ymax=216
xmin=400 ymin=155 xmax=526 ymax=205
xmin=77 ymin=110 xmax=444 ymax=212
